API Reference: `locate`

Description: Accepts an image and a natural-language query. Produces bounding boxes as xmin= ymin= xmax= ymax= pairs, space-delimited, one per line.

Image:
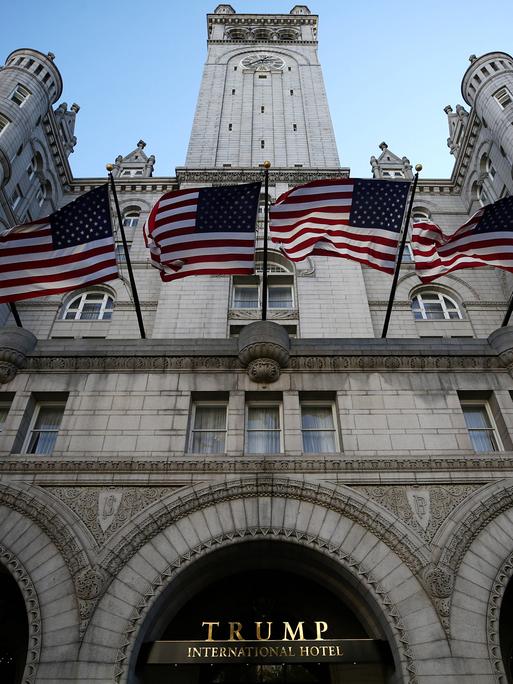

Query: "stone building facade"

xmin=1 ymin=4 xmax=513 ymax=683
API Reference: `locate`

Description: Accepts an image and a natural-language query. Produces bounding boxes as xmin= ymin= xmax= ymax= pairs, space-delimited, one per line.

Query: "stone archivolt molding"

xmin=0 ymin=544 xmax=41 ymax=684
xmin=487 ymin=551 xmax=513 ymax=682
xmin=112 ymin=530 xmax=418 ymax=684
xmin=0 ymin=483 xmax=88 ymax=578
xmin=100 ymin=478 xmax=428 ymax=580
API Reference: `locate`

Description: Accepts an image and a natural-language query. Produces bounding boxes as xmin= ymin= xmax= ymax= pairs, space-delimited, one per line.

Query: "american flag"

xmin=412 ymin=195 xmax=513 ymax=282
xmin=144 ymin=182 xmax=261 ymax=281
xmin=270 ymin=178 xmax=411 ymax=274
xmin=0 ymin=185 xmax=118 ymax=304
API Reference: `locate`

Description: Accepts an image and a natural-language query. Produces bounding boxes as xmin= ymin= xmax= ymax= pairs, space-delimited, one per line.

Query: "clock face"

xmin=240 ymin=54 xmax=286 ymax=71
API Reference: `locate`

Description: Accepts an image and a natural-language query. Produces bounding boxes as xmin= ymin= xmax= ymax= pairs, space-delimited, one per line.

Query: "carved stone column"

xmin=0 ymin=326 xmax=37 ymax=384
xmin=238 ymin=321 xmax=290 ymax=383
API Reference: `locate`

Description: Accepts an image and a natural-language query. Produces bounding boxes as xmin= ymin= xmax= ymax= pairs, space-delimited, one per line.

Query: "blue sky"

xmin=2 ymin=0 xmax=512 ymax=180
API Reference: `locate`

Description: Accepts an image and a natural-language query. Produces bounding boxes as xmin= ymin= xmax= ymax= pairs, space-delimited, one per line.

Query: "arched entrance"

xmin=0 ymin=563 xmax=29 ymax=684
xmin=500 ymin=576 xmax=513 ymax=682
xmin=130 ymin=540 xmax=398 ymax=684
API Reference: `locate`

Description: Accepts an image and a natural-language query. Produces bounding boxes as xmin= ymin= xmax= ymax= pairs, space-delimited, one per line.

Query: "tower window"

xmin=293 ymin=123 xmax=297 ymax=131
xmin=288 ymin=67 xmax=292 ymax=71
xmin=231 ymin=88 xmax=235 ymax=94
xmin=494 ymin=86 xmax=512 ymax=109
xmin=0 ymin=113 xmax=10 ymax=134
xmin=258 ymin=75 xmax=267 ymax=79
xmin=234 ymin=66 xmax=237 ymax=71
xmin=260 ymin=140 xmax=265 ymax=149
xmin=290 ymin=89 xmax=294 ymax=95
xmin=10 ymin=84 xmax=31 ymax=106
xmin=261 ymin=106 xmax=265 ymax=113
xmin=228 ymin=123 xmax=232 ymax=131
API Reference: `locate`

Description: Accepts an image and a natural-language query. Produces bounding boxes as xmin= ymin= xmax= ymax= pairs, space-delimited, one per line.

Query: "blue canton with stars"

xmin=474 ymin=195 xmax=513 ymax=233
xmin=196 ymin=182 xmax=261 ymax=233
xmin=349 ymin=179 xmax=410 ymax=232
xmin=51 ymin=184 xmax=113 ymax=248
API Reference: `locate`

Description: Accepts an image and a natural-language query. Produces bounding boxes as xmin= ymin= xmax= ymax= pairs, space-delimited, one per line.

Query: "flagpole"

xmin=381 ymin=164 xmax=422 ymax=339
xmin=105 ymin=165 xmax=146 ymax=339
xmin=9 ymin=302 xmax=23 ymax=328
xmin=261 ymin=160 xmax=271 ymax=321
xmin=501 ymin=298 xmax=513 ymax=327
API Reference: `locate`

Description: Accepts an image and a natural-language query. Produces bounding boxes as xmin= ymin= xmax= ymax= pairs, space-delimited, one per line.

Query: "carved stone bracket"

xmin=238 ymin=321 xmax=290 ymax=383
xmin=488 ymin=326 xmax=513 ymax=372
xmin=0 ymin=326 xmax=37 ymax=384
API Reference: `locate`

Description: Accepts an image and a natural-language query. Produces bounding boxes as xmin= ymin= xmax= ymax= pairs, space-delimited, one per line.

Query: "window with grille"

xmin=411 ymin=292 xmax=462 ymax=320
xmin=493 ymin=86 xmax=512 ymax=109
xmin=123 ymin=211 xmax=140 ymax=228
xmin=62 ymin=292 xmax=114 ymax=320
xmin=10 ymin=84 xmax=31 ymax=106
xmin=0 ymin=113 xmax=10 ymax=134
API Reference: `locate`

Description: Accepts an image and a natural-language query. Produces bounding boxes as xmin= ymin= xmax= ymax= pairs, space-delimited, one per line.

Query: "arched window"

xmin=122 ymin=210 xmax=140 ymax=228
xmin=411 ymin=291 xmax=462 ymax=320
xmin=61 ymin=291 xmax=114 ymax=321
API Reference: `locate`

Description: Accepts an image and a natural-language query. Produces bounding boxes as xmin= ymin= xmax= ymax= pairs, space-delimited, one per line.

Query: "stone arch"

xmin=79 ymin=478 xmax=450 ymax=683
xmin=437 ymin=484 xmax=513 ymax=681
xmin=218 ymin=45 xmax=312 ymax=67
xmin=0 ymin=543 xmax=41 ymax=684
xmin=0 ymin=481 xmax=92 ymax=576
xmin=98 ymin=478 xmax=431 ymax=579
xmin=0 ymin=504 xmax=80 ymax=679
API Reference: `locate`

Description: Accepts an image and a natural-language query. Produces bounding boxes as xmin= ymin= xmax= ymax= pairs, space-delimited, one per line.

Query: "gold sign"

xmin=201 ymin=621 xmax=329 ymax=642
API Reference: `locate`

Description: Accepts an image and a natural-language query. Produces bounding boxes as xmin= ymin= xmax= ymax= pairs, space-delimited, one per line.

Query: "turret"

xmin=0 ymin=48 xmax=63 ymax=185
xmin=461 ymin=51 xmax=513 ymax=161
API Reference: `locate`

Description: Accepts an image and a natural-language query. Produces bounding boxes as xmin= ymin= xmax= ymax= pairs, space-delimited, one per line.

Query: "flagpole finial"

xmin=415 ymin=164 xmax=423 ymax=172
xmin=263 ymin=160 xmax=271 ymax=169
xmin=106 ymin=163 xmax=114 ymax=172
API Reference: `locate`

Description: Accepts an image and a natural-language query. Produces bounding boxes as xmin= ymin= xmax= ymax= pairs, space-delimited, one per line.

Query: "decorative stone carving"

xmin=406 ymin=489 xmax=431 ymax=530
xmin=48 ymin=486 xmax=182 ymax=545
xmin=487 ymin=551 xmax=513 ymax=682
xmin=488 ymin=325 xmax=513 ymax=370
xmin=0 ymin=326 xmax=37 ymax=383
xmin=423 ymin=564 xmax=455 ymax=635
xmin=75 ymin=565 xmax=105 ymax=600
xmin=238 ymin=321 xmax=290 ymax=383
xmin=356 ymin=484 xmax=481 ymax=541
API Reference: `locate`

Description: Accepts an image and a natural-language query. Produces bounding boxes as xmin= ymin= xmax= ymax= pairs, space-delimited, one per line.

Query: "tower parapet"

xmin=0 ymin=48 xmax=63 ymax=185
xmin=461 ymin=51 xmax=513 ymax=161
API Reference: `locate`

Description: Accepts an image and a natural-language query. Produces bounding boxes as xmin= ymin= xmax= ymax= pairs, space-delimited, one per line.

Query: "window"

xmin=27 ymin=158 xmax=36 ymax=180
xmin=188 ymin=403 xmax=227 ymax=453
xmin=246 ymin=403 xmax=282 ymax=453
xmin=10 ymin=84 xmax=31 ymax=106
xmin=35 ymin=185 xmax=45 ymax=206
xmin=301 ymin=404 xmax=338 ymax=453
xmin=268 ymin=284 xmax=293 ymax=309
xmin=115 ymin=243 xmax=127 ymax=263
xmin=0 ymin=113 xmax=10 ymax=134
xmin=461 ymin=401 xmax=501 ymax=452
xmin=382 ymin=170 xmax=405 ymax=178
xmin=494 ymin=86 xmax=512 ymax=109
xmin=232 ymin=88 xmax=236 ymax=94
xmin=261 ymin=106 xmax=265 ymax=113
xmin=0 ymin=397 xmax=13 ymax=432
xmin=228 ymin=123 xmax=233 ymax=131
xmin=411 ymin=292 xmax=462 ymax=320
xmin=261 ymin=140 xmax=265 ymax=149
xmin=23 ymin=402 xmax=66 ymax=454
xmin=10 ymin=186 xmax=22 ymax=210
xmin=233 ymin=285 xmax=259 ymax=308
xmin=290 ymin=89 xmax=294 ymax=95
xmin=402 ymin=243 xmax=414 ymax=263
xmin=62 ymin=291 xmax=114 ymax=320
xmin=293 ymin=123 xmax=297 ymax=131
xmin=123 ymin=211 xmax=140 ymax=228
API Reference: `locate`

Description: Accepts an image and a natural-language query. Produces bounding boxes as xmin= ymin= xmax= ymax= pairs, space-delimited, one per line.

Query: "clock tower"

xmin=185 ymin=4 xmax=341 ymax=169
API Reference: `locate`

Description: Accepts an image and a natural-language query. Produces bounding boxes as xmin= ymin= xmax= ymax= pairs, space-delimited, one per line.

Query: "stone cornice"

xmin=175 ymin=167 xmax=350 ymax=185
xmin=208 ymin=14 xmax=318 ymax=27
xmin=67 ymin=178 xmax=178 ymax=195
xmin=0 ymin=455 xmax=512 ymax=475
